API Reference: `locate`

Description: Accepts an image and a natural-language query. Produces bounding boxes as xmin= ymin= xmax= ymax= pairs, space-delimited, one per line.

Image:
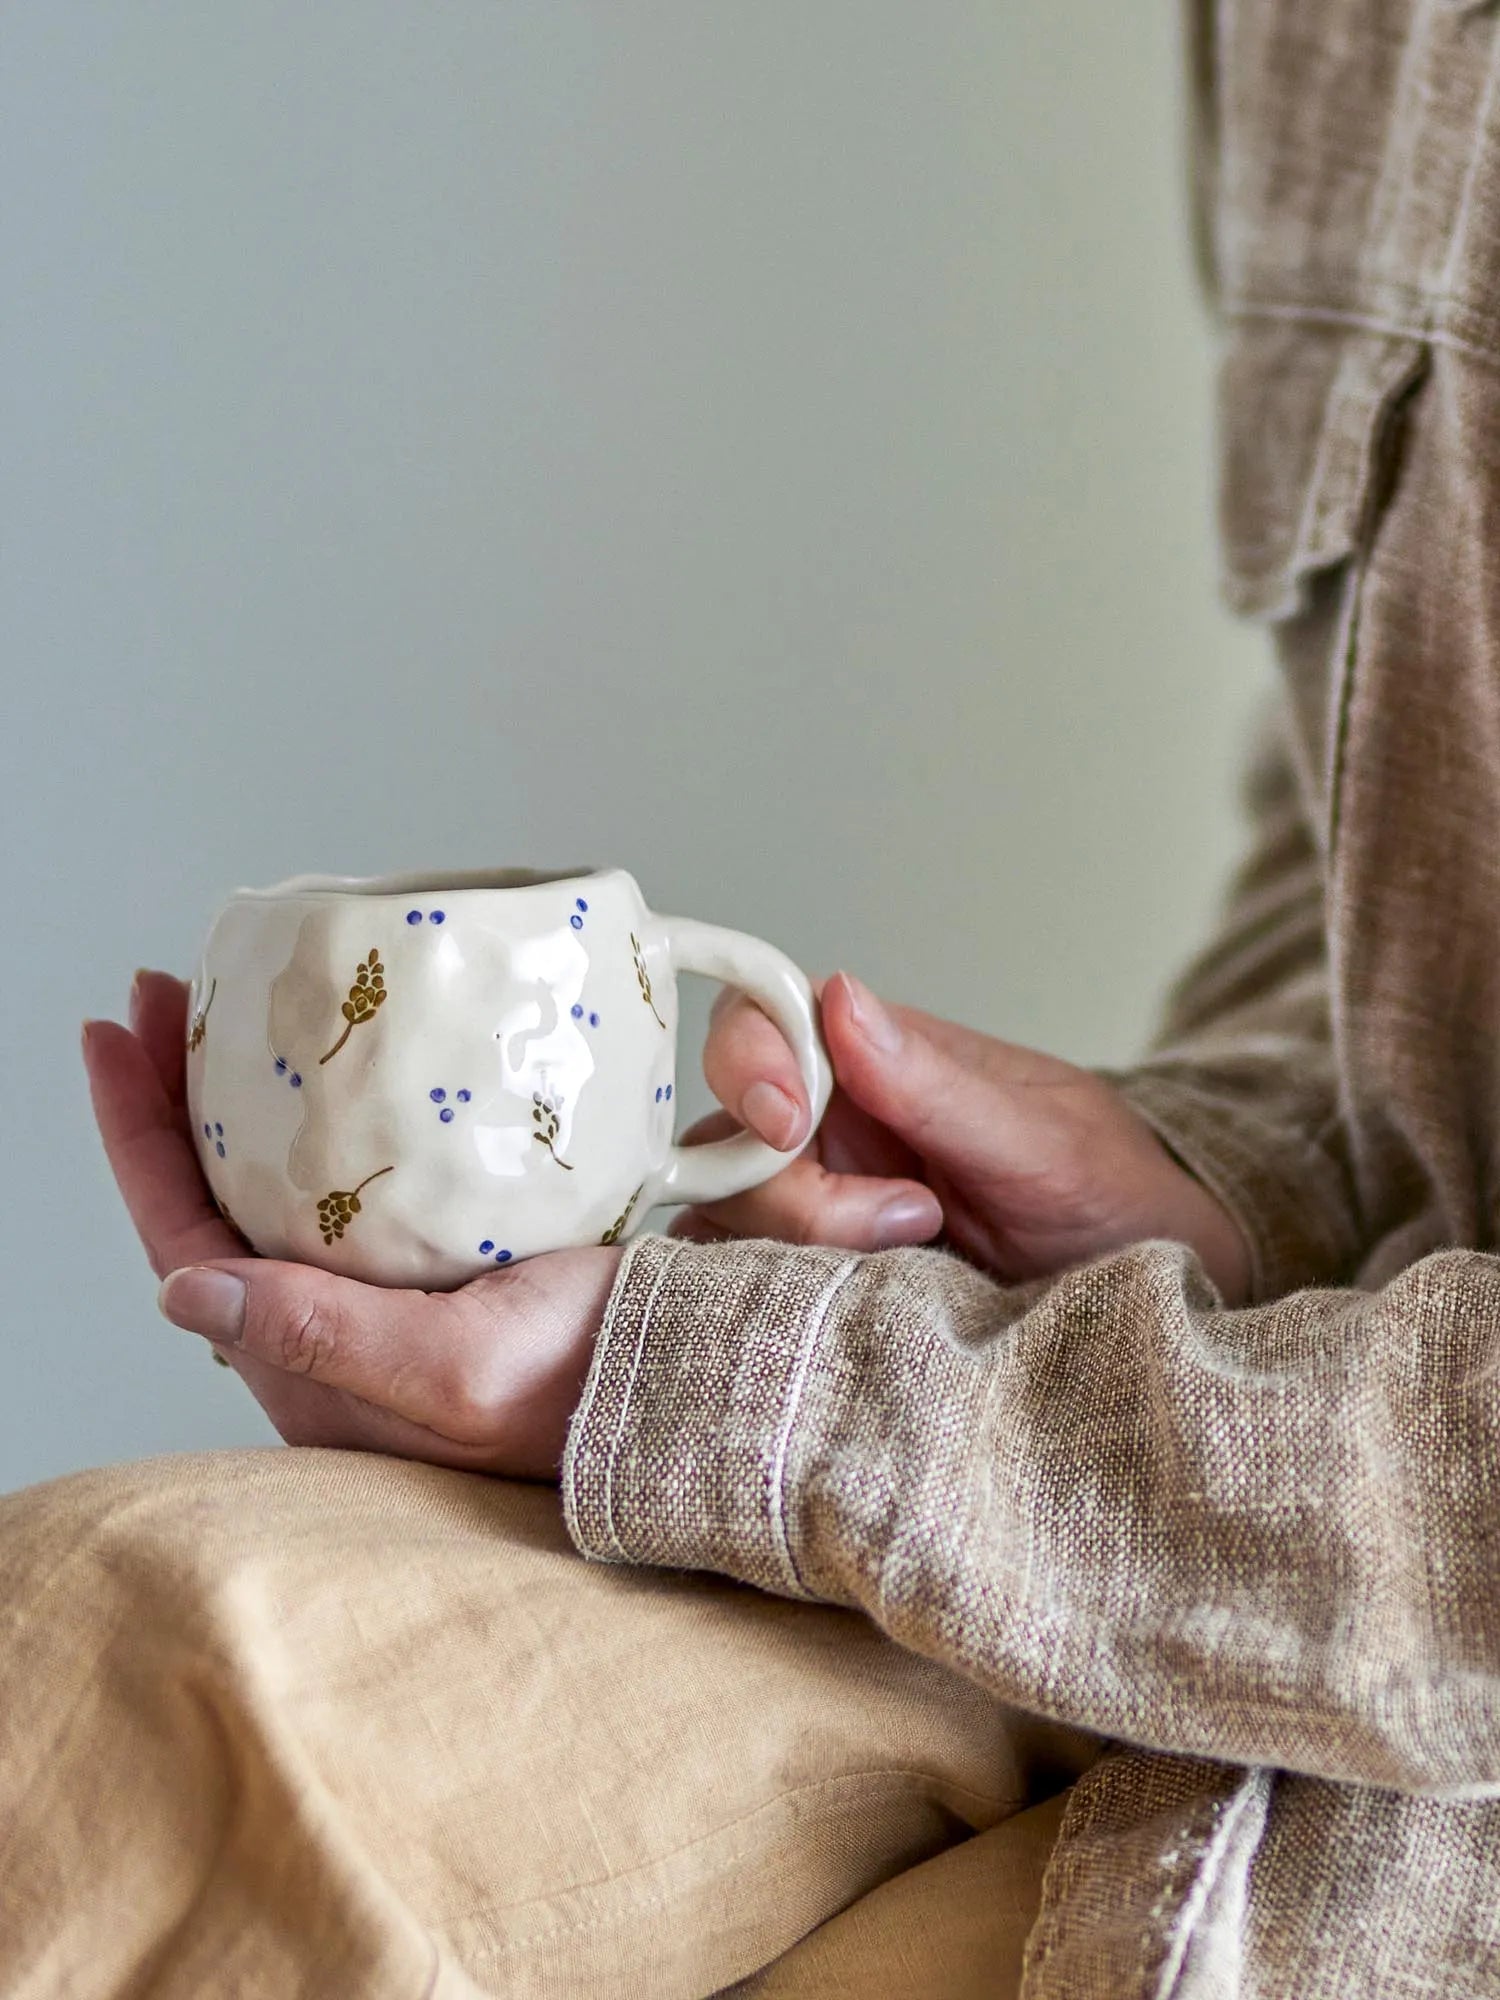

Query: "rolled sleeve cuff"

xmin=561 ymin=1233 xmax=858 ymax=1598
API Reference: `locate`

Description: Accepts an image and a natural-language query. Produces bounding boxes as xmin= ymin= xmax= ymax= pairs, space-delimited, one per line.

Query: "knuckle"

xmin=272 ymin=1295 xmax=336 ymax=1377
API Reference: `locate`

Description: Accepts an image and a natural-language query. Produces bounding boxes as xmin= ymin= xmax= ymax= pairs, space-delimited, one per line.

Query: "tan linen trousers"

xmin=0 ymin=1447 xmax=1098 ymax=1999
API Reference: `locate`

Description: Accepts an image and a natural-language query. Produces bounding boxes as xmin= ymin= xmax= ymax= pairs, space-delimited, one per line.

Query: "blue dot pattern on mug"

xmin=569 ymin=896 xmax=588 ymax=932
xmin=406 ymin=909 xmax=446 ymax=926
xmin=570 ymin=1003 xmax=602 ymax=1029
xmin=203 ymin=1120 xmax=226 ymax=1159
xmin=272 ymin=1056 xmax=303 ymax=1089
xmin=478 ymin=1240 xmax=514 ymax=1264
xmin=429 ymin=1086 xmax=472 ymax=1125
xmin=654 ymin=1084 xmax=674 ymax=1104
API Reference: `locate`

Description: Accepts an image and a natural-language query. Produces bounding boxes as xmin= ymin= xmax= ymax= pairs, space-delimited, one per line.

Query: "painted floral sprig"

xmin=532 ymin=1093 xmax=574 ymax=1170
xmin=601 ymin=1184 xmax=643 ymax=1246
xmin=186 ymin=979 xmax=217 ymax=1052
xmin=317 ymin=1165 xmax=393 ymax=1244
xmin=631 ymin=934 xmax=666 ymax=1029
xmin=320 ymin=950 xmax=386 ymax=1065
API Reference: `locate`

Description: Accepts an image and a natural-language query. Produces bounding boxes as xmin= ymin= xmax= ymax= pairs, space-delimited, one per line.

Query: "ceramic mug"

xmin=185 ymin=867 xmax=832 ymax=1289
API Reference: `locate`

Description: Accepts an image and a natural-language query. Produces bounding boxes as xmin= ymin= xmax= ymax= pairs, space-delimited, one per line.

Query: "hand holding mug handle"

xmin=651 ymin=918 xmax=832 ymax=1208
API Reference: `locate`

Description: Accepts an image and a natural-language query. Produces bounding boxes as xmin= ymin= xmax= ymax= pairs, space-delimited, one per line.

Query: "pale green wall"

xmin=0 ymin=4 xmax=1265 ymax=1490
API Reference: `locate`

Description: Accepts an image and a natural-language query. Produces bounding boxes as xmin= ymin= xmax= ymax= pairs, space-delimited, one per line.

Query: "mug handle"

xmin=652 ymin=916 xmax=833 ymax=1209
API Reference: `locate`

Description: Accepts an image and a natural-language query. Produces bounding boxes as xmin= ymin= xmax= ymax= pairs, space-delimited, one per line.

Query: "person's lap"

xmin=0 ymin=1447 xmax=1098 ymax=1999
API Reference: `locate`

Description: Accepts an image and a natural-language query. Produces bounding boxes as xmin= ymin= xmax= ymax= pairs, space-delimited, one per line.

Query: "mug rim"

xmin=228 ymin=864 xmax=625 ymax=903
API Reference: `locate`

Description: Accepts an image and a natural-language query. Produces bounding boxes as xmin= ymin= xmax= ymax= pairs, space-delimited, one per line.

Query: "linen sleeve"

xmin=563 ymin=1227 xmax=1500 ymax=1799
xmin=560 ymin=683 xmax=1485 ymax=1795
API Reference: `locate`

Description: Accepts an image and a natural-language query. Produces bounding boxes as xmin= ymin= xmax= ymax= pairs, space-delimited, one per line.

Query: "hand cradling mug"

xmin=186 ymin=867 xmax=832 ymax=1289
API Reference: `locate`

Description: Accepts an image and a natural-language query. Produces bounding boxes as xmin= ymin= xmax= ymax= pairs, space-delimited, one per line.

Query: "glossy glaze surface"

xmin=186 ymin=867 xmax=830 ymax=1288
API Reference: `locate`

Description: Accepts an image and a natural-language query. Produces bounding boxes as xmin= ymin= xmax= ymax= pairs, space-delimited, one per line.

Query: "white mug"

xmin=185 ymin=867 xmax=831 ymax=1289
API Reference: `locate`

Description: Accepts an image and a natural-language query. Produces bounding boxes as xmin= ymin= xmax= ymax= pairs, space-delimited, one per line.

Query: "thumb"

xmin=822 ymin=971 xmax=1087 ymax=1182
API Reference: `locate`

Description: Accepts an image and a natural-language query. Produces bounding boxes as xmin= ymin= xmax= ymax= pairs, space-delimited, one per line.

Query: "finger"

xmin=677 ymin=1151 xmax=942 ymax=1251
xmin=83 ymin=1020 xmax=241 ymax=1278
xmin=702 ymin=987 xmax=818 ymax=1150
xmin=822 ymin=971 xmax=1090 ymax=1178
xmin=701 ymin=979 xmax=976 ymax=1161
xmin=155 ymin=1256 xmax=569 ymax=1453
xmin=680 ymin=1093 xmax=922 ymax=1182
xmin=204 ymin=1334 xmax=496 ymax=1468
xmin=129 ymin=969 xmax=192 ymax=1110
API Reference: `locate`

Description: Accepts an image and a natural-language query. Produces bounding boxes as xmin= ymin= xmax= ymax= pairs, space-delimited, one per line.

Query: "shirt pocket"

xmin=1215 ymin=317 xmax=1427 ymax=624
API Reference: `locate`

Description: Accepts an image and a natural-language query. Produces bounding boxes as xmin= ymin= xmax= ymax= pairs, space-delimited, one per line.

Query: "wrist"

xmin=502 ymin=1245 xmax=624 ymax=1481
xmin=1149 ymin=1132 xmax=1254 ymax=1306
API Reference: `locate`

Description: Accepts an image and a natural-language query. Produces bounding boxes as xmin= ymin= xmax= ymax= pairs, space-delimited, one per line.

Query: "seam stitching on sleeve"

xmin=597 ymin=1238 xmax=684 ymax=1563
xmin=565 ymin=1238 xmax=645 ymax=1478
xmin=766 ymin=1255 xmax=859 ymax=1599
xmin=1152 ymin=1768 xmax=1274 ymax=2000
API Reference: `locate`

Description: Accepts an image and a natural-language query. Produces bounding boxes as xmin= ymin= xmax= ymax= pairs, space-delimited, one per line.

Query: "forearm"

xmin=566 ymin=1232 xmax=1500 ymax=1798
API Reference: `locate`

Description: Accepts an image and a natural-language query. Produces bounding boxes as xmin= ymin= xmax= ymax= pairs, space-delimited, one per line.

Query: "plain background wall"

xmin=1 ymin=3 xmax=1266 ymax=1493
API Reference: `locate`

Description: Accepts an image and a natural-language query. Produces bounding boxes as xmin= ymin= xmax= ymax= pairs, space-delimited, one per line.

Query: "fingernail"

xmin=80 ymin=1019 xmax=103 ymax=1053
xmin=742 ymin=1079 xmax=805 ymax=1150
xmin=874 ymin=1193 xmax=942 ymax=1247
xmin=159 ymin=1268 xmax=247 ymax=1344
xmin=841 ymin=974 xmax=902 ymax=1055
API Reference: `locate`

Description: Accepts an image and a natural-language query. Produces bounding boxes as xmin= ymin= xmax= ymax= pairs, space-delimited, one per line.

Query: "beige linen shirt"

xmin=565 ymin=2 xmax=1500 ymax=1991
